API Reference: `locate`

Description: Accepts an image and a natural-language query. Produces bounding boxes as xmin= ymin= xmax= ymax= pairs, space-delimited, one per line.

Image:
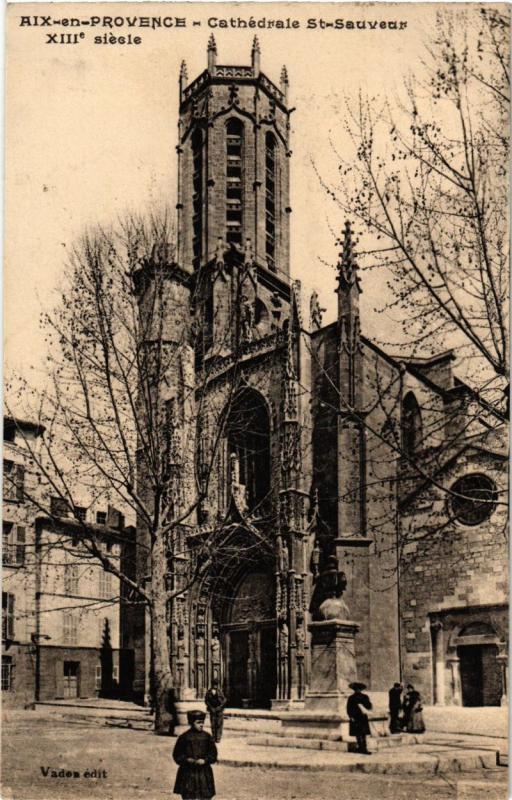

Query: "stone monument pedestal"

xmin=304 ymin=618 xmax=359 ymax=713
xmin=279 ymin=617 xmax=388 ymax=740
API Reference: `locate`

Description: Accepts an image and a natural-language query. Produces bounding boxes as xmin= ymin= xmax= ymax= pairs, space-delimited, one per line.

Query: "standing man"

xmin=347 ymin=681 xmax=372 ymax=754
xmin=388 ymin=682 xmax=403 ymax=733
xmin=205 ymin=678 xmax=226 ymax=744
xmin=172 ymin=710 xmax=217 ymax=800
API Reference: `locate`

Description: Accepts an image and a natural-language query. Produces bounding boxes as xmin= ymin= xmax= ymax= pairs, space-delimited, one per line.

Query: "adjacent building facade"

xmin=132 ymin=40 xmax=508 ymax=710
xmin=2 ymin=418 xmax=135 ymax=706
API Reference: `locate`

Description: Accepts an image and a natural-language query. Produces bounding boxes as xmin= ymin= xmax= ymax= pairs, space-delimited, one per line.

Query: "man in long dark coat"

xmin=172 ymin=710 xmax=218 ymax=800
xmin=204 ymin=679 xmax=227 ymax=743
xmin=346 ymin=682 xmax=372 ymax=754
xmin=388 ymin=682 xmax=403 ymax=733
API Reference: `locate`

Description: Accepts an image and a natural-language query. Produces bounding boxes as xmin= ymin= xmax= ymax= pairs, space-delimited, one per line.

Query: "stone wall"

xmin=400 ymin=447 xmax=508 ymax=703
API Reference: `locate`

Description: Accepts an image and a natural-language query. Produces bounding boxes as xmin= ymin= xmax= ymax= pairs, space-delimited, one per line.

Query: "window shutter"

xmin=63 ymin=612 xmax=70 ymax=642
xmin=2 ymin=593 xmax=14 ymax=639
xmin=8 ymin=595 xmax=14 ymax=639
xmin=3 ymin=523 xmax=13 ymax=565
xmin=2 ymin=594 xmax=15 ymax=640
xmin=3 ymin=461 xmax=14 ymax=501
xmin=2 ymin=594 xmax=7 ymax=640
xmin=15 ymin=465 xmax=25 ymax=501
xmin=15 ymin=526 xmax=25 ymax=565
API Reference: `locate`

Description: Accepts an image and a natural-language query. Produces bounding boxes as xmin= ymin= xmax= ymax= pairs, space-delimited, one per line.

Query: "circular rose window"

xmin=450 ymin=474 xmax=498 ymax=526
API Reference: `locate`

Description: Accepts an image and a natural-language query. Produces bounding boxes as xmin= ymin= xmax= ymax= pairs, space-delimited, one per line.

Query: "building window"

xmin=2 ymin=523 xmax=25 ymax=566
xmin=192 ymin=128 xmax=203 ymax=270
xmin=3 ymin=422 xmax=15 ymax=442
xmin=64 ymin=564 xmax=80 ymax=596
xmin=99 ymin=569 xmax=113 ymax=599
xmin=95 ymin=665 xmax=102 ymax=691
xmin=2 ymin=593 xmax=15 ymax=640
xmin=74 ymin=507 xmax=87 ymax=522
xmin=402 ymin=392 xmax=423 ymax=457
xmin=50 ymin=496 xmax=70 ymax=517
xmin=265 ymin=133 xmax=277 ymax=271
xmin=63 ymin=612 xmax=78 ymax=645
xmin=226 ymin=118 xmax=244 ymax=247
xmin=2 ymin=656 xmax=13 ymax=691
xmin=96 ymin=511 xmax=107 ymax=525
xmin=3 ymin=461 xmax=25 ymax=502
xmin=450 ymin=474 xmax=498 ymax=526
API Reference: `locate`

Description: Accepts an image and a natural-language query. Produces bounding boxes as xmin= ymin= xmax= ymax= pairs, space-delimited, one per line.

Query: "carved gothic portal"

xmin=221 ymin=571 xmax=277 ymax=709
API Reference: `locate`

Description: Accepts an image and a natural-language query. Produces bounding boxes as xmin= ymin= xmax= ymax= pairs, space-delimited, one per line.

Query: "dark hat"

xmin=187 ymin=709 xmax=206 ymax=723
xmin=349 ymin=681 xmax=367 ymax=691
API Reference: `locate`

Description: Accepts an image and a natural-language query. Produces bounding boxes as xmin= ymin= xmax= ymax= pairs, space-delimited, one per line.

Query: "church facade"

xmin=132 ymin=39 xmax=508 ymax=711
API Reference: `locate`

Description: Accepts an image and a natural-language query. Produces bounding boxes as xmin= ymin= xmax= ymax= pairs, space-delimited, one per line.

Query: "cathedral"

xmin=132 ymin=38 xmax=508 ymax=712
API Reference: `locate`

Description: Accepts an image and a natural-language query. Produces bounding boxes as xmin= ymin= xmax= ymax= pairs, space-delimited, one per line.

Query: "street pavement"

xmin=2 ymin=708 xmax=508 ymax=800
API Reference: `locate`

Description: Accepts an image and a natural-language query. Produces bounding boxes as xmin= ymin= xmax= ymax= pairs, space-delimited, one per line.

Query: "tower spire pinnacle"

xmin=251 ymin=35 xmax=261 ymax=75
xmin=179 ymin=60 xmax=188 ymax=101
xmin=336 ymin=221 xmax=361 ymax=293
xmin=207 ymin=34 xmax=217 ymax=71
xmin=280 ymin=66 xmax=289 ymax=101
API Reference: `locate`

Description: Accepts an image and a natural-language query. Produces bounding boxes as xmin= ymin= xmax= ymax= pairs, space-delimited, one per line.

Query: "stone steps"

xmin=35 ymin=701 xmax=283 ymax=736
xmin=36 ymin=700 xmax=150 ymax=717
xmin=36 ymin=700 xmax=154 ymax=730
xmin=247 ymin=733 xmax=418 ymax=752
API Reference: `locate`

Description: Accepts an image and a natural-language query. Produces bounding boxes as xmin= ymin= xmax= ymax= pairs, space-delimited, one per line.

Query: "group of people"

xmin=389 ymin=682 xmax=425 ymax=734
xmin=346 ymin=680 xmax=425 ymax=756
xmin=170 ymin=678 xmax=425 ymax=797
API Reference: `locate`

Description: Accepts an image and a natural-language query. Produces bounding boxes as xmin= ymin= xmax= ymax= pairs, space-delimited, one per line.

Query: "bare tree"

xmin=321 ymin=7 xmax=509 ymax=415
xmin=5 ymin=210 xmax=263 ymax=733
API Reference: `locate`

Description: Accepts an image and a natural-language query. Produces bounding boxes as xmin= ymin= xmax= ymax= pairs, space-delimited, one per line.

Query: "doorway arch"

xmin=221 ymin=571 xmax=276 ymax=708
xmin=455 ymin=622 xmax=502 ymax=706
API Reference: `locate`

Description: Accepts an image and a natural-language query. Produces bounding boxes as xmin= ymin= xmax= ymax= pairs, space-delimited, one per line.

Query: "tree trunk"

xmin=151 ymin=530 xmax=173 ymax=735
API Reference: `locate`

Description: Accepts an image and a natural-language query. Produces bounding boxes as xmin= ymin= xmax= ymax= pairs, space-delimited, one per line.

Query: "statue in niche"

xmin=211 ymin=634 xmax=221 ymax=665
xmin=243 ymin=238 xmax=256 ymax=277
xmin=195 ymin=634 xmax=206 ymax=664
xmin=240 ymin=295 xmax=254 ymax=341
xmin=309 ymin=554 xmax=350 ymax=621
xmin=295 ymin=626 xmax=306 ymax=657
xmin=310 ymin=289 xmax=326 ymax=330
xmin=280 ymin=538 xmax=290 ymax=573
xmin=310 ymin=540 xmax=321 ymax=578
xmin=279 ymin=622 xmax=289 ymax=655
xmin=214 ymin=237 xmax=228 ymax=279
xmin=230 ymin=451 xmax=248 ymax=512
xmin=177 ymin=623 xmax=186 ymax=660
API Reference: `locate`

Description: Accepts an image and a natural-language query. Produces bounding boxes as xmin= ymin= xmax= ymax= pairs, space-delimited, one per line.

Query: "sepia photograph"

xmin=3 ymin=3 xmax=509 ymax=798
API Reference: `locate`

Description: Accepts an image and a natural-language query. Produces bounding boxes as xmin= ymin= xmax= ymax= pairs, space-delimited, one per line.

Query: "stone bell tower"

xmin=176 ymin=36 xmax=291 ymax=281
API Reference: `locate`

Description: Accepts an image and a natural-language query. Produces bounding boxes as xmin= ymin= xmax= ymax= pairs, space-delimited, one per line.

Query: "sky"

xmin=5 ymin=2 xmax=454 ymax=393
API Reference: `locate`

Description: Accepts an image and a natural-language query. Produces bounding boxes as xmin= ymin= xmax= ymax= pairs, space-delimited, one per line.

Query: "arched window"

xmin=402 ymin=392 xmax=423 ymax=456
xmin=227 ymin=389 xmax=270 ymax=513
xmin=450 ymin=474 xmax=498 ymax=526
xmin=265 ymin=133 xmax=277 ymax=271
xmin=191 ymin=129 xmax=203 ymax=270
xmin=226 ymin=119 xmax=244 ymax=246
